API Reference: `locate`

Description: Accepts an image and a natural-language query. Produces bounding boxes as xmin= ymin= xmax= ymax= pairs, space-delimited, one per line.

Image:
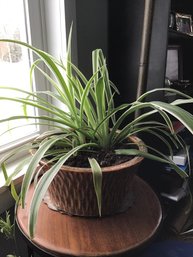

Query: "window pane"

xmin=0 ymin=0 xmax=38 ymax=149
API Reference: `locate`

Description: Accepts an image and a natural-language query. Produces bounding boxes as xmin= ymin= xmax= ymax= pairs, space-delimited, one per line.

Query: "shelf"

xmin=169 ymin=29 xmax=193 ymax=41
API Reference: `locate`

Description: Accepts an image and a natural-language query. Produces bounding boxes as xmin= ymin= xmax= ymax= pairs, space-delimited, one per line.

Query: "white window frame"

xmin=0 ymin=0 xmax=67 ymax=212
xmin=0 ymin=0 xmax=66 ymax=157
xmin=27 ymin=0 xmax=67 ymax=132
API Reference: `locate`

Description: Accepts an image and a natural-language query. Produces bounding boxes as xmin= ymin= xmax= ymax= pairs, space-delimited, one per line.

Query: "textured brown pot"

xmin=40 ymin=136 xmax=146 ymax=217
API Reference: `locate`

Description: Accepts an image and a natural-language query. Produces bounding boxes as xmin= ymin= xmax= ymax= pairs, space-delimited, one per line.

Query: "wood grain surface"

xmin=17 ymin=175 xmax=162 ymax=257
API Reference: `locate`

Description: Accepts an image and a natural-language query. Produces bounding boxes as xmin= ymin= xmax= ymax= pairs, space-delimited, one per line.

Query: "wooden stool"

xmin=16 ymin=175 xmax=162 ymax=256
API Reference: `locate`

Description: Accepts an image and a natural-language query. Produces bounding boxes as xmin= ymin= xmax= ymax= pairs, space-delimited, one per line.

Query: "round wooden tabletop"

xmin=17 ymin=175 xmax=162 ymax=257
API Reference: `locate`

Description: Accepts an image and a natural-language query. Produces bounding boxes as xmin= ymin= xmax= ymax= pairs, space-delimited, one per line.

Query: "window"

xmin=0 ymin=0 xmax=38 ymax=149
xmin=0 ymin=0 xmax=66 ymax=154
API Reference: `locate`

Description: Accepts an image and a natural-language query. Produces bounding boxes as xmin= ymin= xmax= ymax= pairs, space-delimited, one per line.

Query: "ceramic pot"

xmin=40 ymin=136 xmax=146 ymax=217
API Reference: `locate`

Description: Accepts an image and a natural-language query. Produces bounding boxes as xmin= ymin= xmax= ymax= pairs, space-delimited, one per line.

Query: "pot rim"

xmin=39 ymin=135 xmax=146 ymax=173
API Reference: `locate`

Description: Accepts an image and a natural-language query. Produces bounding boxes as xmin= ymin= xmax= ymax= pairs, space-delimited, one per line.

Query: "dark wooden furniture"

xmin=16 ymin=175 xmax=162 ymax=257
xmin=65 ymin=0 xmax=193 ymax=104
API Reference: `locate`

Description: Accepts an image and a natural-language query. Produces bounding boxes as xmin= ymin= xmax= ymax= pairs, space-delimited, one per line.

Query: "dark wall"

xmin=65 ymin=0 xmax=145 ymax=104
xmin=64 ymin=0 xmax=171 ymax=103
xmin=65 ymin=0 xmax=108 ymax=79
xmin=108 ymin=0 xmax=145 ymax=104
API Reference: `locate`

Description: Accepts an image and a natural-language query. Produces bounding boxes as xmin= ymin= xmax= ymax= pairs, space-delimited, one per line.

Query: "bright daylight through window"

xmin=0 ymin=0 xmax=38 ymax=150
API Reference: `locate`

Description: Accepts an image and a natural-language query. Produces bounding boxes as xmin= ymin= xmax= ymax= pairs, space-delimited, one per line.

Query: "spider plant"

xmin=0 ymin=211 xmax=18 ymax=257
xmin=0 ymin=211 xmax=14 ymax=240
xmin=1 ymin=29 xmax=193 ymax=237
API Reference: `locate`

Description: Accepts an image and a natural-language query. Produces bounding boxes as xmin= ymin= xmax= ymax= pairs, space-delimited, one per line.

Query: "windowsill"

xmin=0 ymin=154 xmax=44 ymax=214
xmin=0 ymin=158 xmax=28 ymax=214
xmin=0 ymin=133 xmax=41 ymax=193
xmin=0 ymin=154 xmax=31 ymax=188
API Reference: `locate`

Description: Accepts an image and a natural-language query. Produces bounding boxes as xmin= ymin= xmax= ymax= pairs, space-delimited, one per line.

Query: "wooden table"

xmin=16 ymin=175 xmax=162 ymax=257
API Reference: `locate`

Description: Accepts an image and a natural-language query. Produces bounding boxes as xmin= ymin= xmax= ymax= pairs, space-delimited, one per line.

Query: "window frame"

xmin=0 ymin=0 xmax=67 ymax=155
xmin=0 ymin=0 xmax=67 ymax=209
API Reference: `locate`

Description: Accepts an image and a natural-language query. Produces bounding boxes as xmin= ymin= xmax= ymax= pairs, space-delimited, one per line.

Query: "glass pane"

xmin=0 ymin=0 xmax=37 ymax=148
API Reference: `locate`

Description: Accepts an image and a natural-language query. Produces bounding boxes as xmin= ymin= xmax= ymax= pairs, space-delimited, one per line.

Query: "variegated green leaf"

xmin=88 ymin=158 xmax=102 ymax=216
xmin=115 ymin=148 xmax=188 ymax=178
xmin=29 ymin=143 xmax=97 ymax=238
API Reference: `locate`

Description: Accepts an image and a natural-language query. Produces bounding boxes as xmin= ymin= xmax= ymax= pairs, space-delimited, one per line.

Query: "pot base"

xmin=43 ymin=190 xmax=135 ymax=217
